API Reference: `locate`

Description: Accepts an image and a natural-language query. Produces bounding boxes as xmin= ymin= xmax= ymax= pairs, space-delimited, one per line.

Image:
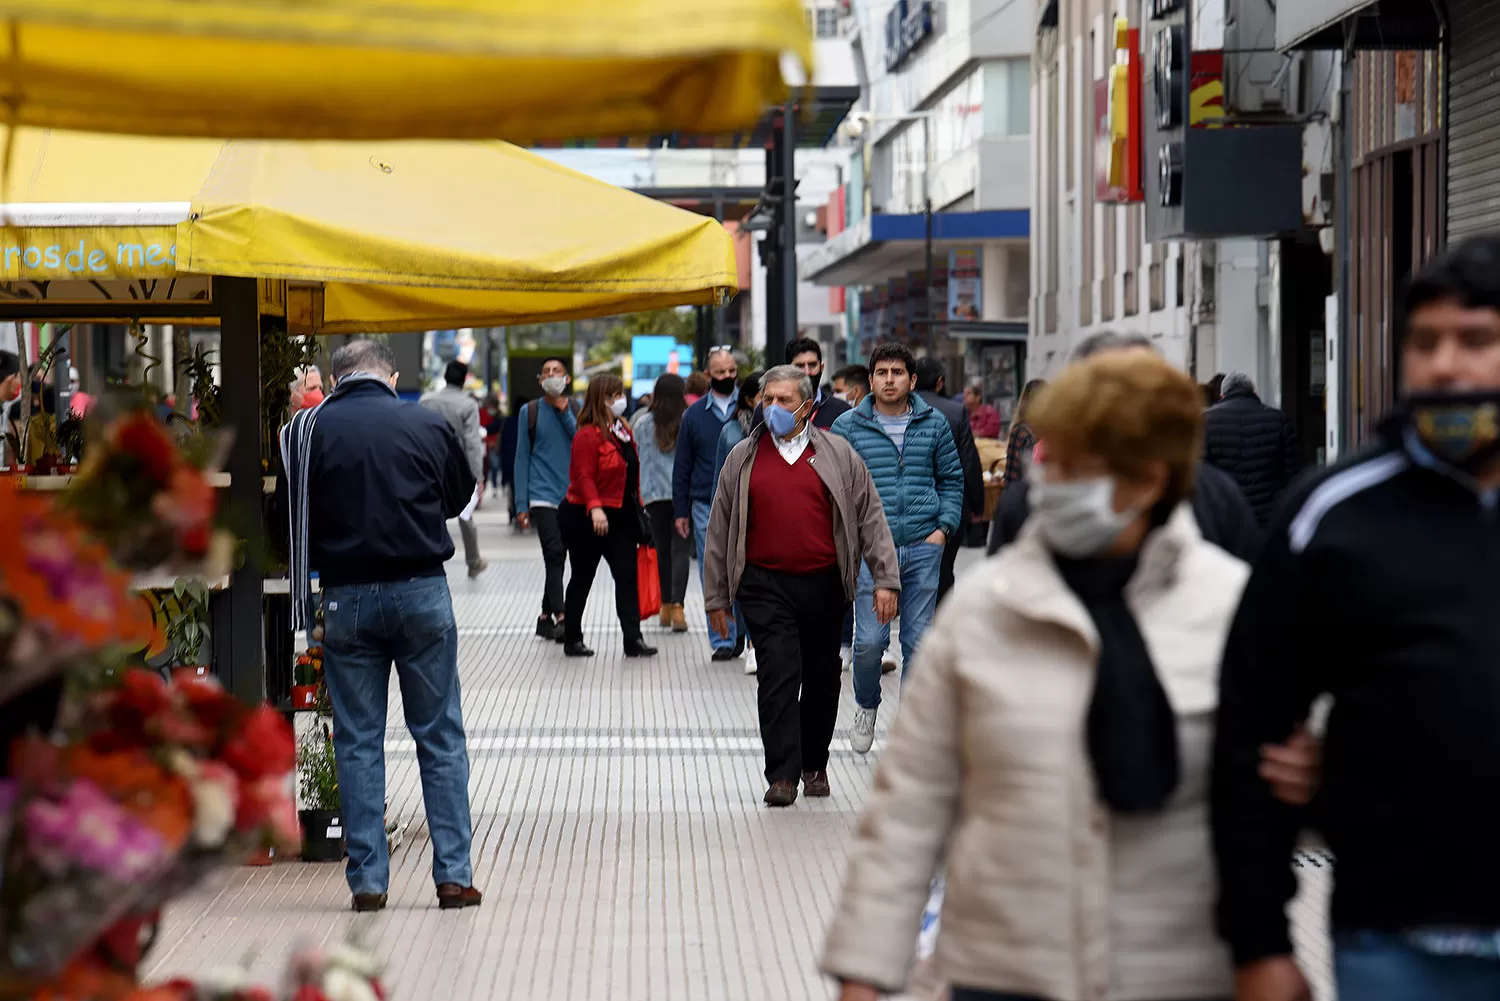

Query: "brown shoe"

xmin=670 ymin=603 xmax=688 ymax=633
xmin=436 ymin=883 xmax=483 ymax=910
xmin=763 ymin=780 xmax=798 ymax=807
xmin=802 ymin=771 xmax=831 ymax=798
xmin=352 ymin=892 xmax=388 ymax=912
xmin=658 ymin=606 xmax=673 ymax=629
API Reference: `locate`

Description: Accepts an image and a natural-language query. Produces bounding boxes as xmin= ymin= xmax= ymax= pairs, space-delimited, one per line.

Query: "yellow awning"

xmin=0 ymin=129 xmax=738 ymax=332
xmin=0 ymin=0 xmax=811 ymax=141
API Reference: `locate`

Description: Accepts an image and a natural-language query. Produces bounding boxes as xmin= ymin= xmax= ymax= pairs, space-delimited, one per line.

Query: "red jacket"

xmin=566 ymin=421 xmax=639 ymax=511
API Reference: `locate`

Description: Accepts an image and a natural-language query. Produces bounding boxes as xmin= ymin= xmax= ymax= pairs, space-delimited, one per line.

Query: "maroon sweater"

xmin=744 ymin=433 xmax=838 ymax=574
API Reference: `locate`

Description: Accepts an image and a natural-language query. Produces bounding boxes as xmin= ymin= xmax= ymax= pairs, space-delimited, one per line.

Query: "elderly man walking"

xmin=421 ymin=360 xmax=488 ymax=578
xmin=704 ymin=366 xmax=900 ymax=806
xmin=279 ymin=339 xmax=482 ymax=914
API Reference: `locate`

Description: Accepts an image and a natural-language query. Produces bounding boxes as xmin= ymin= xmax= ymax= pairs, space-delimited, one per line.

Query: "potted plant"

xmin=298 ymin=720 xmax=344 ymax=862
xmin=165 ymin=577 xmax=212 ymax=677
xmin=291 ymin=652 xmax=318 ymax=709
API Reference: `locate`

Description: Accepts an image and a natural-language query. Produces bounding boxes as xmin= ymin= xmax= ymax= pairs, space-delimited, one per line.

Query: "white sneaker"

xmin=840 ymin=645 xmax=853 ymax=672
xmin=849 ymin=706 xmax=878 ymax=754
xmin=881 ymin=652 xmax=900 ymax=675
xmin=744 ymin=647 xmax=758 ymax=675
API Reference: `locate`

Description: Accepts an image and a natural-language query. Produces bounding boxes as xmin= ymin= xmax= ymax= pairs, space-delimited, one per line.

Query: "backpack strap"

xmin=528 ymin=398 xmax=580 ymax=449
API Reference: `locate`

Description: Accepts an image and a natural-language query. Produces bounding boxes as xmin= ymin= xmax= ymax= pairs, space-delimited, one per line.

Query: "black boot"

xmin=564 ymin=641 xmax=595 ymax=658
xmin=624 ymin=638 xmax=658 ymax=658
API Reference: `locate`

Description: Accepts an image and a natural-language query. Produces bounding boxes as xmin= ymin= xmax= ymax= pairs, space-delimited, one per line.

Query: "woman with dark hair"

xmin=1000 ymin=377 xmax=1047 ymax=489
xmin=634 ymin=373 xmax=691 ymax=632
xmin=558 ymin=374 xmax=657 ymax=659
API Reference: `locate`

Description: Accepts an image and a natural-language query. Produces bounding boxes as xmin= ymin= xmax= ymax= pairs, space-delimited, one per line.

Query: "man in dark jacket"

xmin=1214 ymin=235 xmax=1500 ymax=1001
xmin=987 ymin=331 xmax=1260 ymax=563
xmin=749 ymin=337 xmax=852 ymax=432
xmin=277 ymin=339 xmax=481 ymax=914
xmin=1202 ymin=372 xmax=1305 ymax=526
xmin=673 ymin=347 xmax=743 ymax=659
xmin=913 ymin=355 xmax=985 ymax=603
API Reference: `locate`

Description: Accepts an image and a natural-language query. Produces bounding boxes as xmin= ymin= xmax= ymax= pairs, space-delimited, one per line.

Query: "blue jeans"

xmin=1337 ymin=930 xmax=1500 ymax=1000
xmin=692 ymin=499 xmax=744 ymax=651
xmin=852 ymin=541 xmax=943 ymax=711
xmin=321 ymin=577 xmax=474 ymax=896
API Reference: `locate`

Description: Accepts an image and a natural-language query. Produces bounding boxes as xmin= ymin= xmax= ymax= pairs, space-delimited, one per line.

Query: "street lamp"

xmin=838 ymin=110 xmax=942 ymax=349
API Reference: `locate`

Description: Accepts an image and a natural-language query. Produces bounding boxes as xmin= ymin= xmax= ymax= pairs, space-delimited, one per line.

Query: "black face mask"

xmin=711 ymin=376 xmax=737 ymax=396
xmin=1405 ymin=390 xmax=1500 ymax=474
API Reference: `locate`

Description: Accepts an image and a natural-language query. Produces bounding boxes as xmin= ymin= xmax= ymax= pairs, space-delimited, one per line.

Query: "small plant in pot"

xmin=291 ymin=651 xmax=318 ymax=710
xmin=165 ymin=577 xmax=212 ymax=677
xmin=298 ymin=720 xmax=344 ymax=862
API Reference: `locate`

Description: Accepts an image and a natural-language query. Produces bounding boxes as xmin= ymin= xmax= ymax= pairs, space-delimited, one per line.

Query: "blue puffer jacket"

xmin=830 ymin=393 xmax=964 ymax=547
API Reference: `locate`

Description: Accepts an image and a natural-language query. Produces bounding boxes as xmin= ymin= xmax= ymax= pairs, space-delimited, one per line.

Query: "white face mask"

xmin=610 ymin=396 xmax=628 ymax=417
xmin=541 ymin=375 xmax=569 ymax=397
xmin=833 ymin=390 xmax=849 ymax=402
xmin=1028 ymin=469 xmax=1139 ymax=558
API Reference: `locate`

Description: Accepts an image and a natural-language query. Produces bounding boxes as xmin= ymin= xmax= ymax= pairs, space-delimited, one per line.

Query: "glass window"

xmin=815 ymin=6 xmax=840 ymax=38
xmin=983 ymin=59 xmax=1031 ymax=137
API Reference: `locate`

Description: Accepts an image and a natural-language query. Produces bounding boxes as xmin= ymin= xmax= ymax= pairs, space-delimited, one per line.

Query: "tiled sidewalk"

xmin=146 ymin=514 xmax=1335 ymax=1000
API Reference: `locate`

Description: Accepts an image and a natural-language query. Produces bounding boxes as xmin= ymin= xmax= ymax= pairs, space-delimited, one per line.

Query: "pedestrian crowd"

xmin=277 ymin=232 xmax=1500 ymax=1001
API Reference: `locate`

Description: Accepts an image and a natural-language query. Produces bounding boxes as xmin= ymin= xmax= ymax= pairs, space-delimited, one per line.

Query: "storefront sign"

xmin=884 ymin=0 xmax=934 ymax=71
xmin=1098 ymin=20 xmax=1144 ymax=203
xmin=947 ymin=249 xmax=982 ymax=321
xmin=0 ymin=226 xmax=180 ymax=281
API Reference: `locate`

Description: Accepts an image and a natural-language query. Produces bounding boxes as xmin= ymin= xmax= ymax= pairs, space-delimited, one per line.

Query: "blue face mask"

xmin=764 ymin=401 xmax=807 ymax=438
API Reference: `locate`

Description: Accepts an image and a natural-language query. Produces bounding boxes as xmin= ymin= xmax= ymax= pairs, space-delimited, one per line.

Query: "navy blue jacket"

xmin=279 ymin=380 xmax=475 ymax=587
xmin=673 ymin=394 xmax=733 ymax=518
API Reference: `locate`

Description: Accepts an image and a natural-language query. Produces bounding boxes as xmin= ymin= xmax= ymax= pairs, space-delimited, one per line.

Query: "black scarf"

xmin=1054 ymin=552 xmax=1180 ymax=814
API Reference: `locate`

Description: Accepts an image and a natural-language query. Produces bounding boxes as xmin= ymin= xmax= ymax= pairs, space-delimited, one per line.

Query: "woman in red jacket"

xmin=559 ymin=374 xmax=658 ymax=659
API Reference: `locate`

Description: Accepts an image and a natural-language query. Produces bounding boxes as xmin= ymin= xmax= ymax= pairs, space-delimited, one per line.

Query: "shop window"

xmin=815 ymin=6 xmax=840 ymax=38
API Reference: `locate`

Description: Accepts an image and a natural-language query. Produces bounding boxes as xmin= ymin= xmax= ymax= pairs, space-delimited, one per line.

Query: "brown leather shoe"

xmin=802 ymin=771 xmax=831 ymax=798
xmin=763 ymin=780 xmax=798 ymax=807
xmin=436 ymin=883 xmax=483 ymax=910
xmin=670 ymin=603 xmax=688 ymax=633
xmin=352 ymin=892 xmax=388 ymax=913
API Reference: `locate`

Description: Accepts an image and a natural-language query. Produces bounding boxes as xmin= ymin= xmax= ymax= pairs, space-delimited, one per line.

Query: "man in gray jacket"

xmin=704 ymin=365 xmax=900 ymax=807
xmin=420 ymin=360 xmax=488 ymax=578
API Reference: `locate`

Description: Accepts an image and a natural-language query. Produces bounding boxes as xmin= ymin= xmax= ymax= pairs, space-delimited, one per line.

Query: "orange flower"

xmin=63 ymin=746 xmax=192 ymax=852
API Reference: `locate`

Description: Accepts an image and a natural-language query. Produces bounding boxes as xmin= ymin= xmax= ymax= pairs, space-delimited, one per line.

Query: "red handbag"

xmin=636 ymin=546 xmax=662 ymax=620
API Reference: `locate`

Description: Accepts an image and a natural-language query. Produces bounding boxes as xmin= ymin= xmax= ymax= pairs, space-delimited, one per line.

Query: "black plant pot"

xmin=299 ymin=809 xmax=345 ymax=862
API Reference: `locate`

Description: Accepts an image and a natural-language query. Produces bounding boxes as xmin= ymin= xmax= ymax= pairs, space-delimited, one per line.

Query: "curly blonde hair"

xmin=1028 ymin=351 xmax=1203 ymax=508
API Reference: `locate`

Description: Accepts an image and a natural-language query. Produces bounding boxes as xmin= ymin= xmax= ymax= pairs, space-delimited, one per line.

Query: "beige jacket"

xmin=822 ymin=507 xmax=1249 ymax=1001
xmin=703 ymin=423 xmax=900 ymax=610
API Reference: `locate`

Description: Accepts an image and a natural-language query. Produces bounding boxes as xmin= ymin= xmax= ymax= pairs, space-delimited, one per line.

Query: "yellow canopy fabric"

xmin=0 ymin=128 xmax=738 ymax=332
xmin=0 ymin=0 xmax=811 ymax=141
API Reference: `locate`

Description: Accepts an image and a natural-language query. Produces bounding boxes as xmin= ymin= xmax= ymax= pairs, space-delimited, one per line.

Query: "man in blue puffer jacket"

xmin=830 ymin=342 xmax=964 ymax=753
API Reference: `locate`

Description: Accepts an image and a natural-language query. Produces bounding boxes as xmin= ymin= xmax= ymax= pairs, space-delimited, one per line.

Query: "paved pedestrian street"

xmin=146 ymin=511 xmax=1335 ymax=1000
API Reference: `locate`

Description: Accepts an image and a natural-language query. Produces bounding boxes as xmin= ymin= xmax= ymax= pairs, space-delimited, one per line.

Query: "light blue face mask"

xmin=764 ymin=400 xmax=808 ymax=438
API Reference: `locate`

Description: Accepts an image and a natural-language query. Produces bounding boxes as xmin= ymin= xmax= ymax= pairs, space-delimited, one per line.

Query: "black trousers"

xmin=559 ymin=502 xmax=643 ymax=647
xmin=938 ymin=529 xmax=963 ymax=606
xmin=645 ymin=500 xmax=690 ymax=604
xmin=531 ymin=506 xmax=567 ymax=618
xmin=737 ymin=565 xmax=848 ymax=784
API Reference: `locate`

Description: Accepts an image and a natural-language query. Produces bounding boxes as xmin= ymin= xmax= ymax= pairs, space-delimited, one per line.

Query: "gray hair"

xmin=1221 ymin=372 xmax=1256 ymax=397
xmin=289 ymin=365 xmax=322 ymax=393
xmin=760 ymin=364 xmax=814 ymax=403
xmin=1071 ymin=330 xmax=1156 ymax=362
xmin=707 ymin=347 xmax=736 ymax=366
xmin=330 ymin=339 xmax=396 ymax=380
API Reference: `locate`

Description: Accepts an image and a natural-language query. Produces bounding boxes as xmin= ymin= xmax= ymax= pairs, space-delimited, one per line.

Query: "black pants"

xmin=559 ymin=502 xmax=643 ymax=647
xmin=737 ymin=565 xmax=848 ymax=784
xmin=938 ymin=529 xmax=963 ymax=606
xmin=531 ymin=506 xmax=567 ymax=618
xmin=646 ymin=500 xmax=690 ymax=604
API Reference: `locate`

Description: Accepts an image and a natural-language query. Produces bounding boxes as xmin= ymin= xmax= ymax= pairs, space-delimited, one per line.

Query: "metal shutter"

xmin=1448 ymin=0 xmax=1500 ymax=241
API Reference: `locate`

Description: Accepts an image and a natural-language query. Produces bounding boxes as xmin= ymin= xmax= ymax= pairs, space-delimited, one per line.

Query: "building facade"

xmin=800 ymin=0 xmax=1033 ymax=421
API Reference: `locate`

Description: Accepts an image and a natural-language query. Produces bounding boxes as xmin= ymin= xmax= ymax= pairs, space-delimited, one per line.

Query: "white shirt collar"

xmin=773 ymin=421 xmax=813 ymax=465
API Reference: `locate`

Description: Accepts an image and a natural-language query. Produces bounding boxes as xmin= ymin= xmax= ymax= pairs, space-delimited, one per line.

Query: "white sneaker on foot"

xmin=744 ymin=647 xmax=758 ymax=675
xmin=840 ymin=645 xmax=853 ymax=672
xmin=881 ymin=652 xmax=900 ymax=675
xmin=849 ymin=706 xmax=878 ymax=754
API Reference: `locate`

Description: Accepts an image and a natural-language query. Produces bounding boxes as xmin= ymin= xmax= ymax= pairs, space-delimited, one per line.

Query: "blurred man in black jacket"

xmin=1202 ymin=372 xmax=1305 ymax=527
xmin=913 ymin=356 xmax=985 ymax=603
